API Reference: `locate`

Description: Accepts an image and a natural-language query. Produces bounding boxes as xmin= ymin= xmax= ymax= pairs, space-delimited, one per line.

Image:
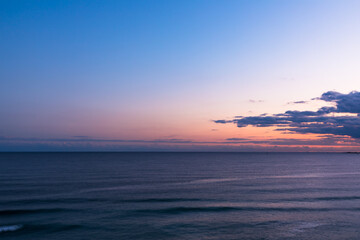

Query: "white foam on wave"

xmin=291 ymin=222 xmax=323 ymax=233
xmin=280 ymin=221 xmax=324 ymax=238
xmin=82 ymin=178 xmax=242 ymax=193
xmin=271 ymin=172 xmax=360 ymax=179
xmin=0 ymin=225 xmax=23 ymax=233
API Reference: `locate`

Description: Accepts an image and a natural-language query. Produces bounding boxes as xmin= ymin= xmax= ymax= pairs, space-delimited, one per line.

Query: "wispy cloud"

xmin=287 ymin=100 xmax=308 ymax=105
xmin=248 ymin=99 xmax=264 ymax=103
xmin=226 ymin=136 xmax=360 ymax=146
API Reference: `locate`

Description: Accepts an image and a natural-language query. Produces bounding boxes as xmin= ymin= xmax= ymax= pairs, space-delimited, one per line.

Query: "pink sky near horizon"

xmin=1 ymin=1 xmax=360 ymax=151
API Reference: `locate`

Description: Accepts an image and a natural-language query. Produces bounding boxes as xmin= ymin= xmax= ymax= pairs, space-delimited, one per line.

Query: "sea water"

xmin=1 ymin=152 xmax=360 ymax=239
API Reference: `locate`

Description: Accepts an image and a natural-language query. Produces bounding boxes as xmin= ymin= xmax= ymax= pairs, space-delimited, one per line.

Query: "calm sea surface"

xmin=1 ymin=152 xmax=360 ymax=239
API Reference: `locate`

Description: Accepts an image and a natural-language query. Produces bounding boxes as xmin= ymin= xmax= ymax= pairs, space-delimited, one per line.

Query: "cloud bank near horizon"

xmin=1 ymin=134 xmax=359 ymax=152
xmin=215 ymin=91 xmax=360 ymax=139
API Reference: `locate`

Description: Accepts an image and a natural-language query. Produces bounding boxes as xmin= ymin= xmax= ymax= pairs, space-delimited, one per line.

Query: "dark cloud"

xmin=226 ymin=138 xmax=249 ymax=141
xmin=320 ymin=91 xmax=360 ymax=114
xmin=226 ymin=136 xmax=360 ymax=146
xmin=214 ymin=120 xmax=234 ymax=124
xmin=214 ymin=91 xmax=360 ymax=139
xmin=288 ymin=100 xmax=308 ymax=104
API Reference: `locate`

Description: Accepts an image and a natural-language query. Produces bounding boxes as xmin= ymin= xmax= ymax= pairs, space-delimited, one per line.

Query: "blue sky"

xmin=1 ymin=0 xmax=360 ymax=151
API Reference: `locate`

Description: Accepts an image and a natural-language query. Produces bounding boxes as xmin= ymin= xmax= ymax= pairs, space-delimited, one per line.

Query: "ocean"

xmin=1 ymin=152 xmax=360 ymax=239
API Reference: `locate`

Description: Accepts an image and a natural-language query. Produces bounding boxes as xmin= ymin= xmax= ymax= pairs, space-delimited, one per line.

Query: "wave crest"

xmin=0 ymin=225 xmax=23 ymax=233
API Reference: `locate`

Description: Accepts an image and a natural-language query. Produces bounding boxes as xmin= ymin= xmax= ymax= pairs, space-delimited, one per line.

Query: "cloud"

xmin=287 ymin=100 xmax=308 ymax=104
xmin=226 ymin=136 xmax=360 ymax=146
xmin=1 ymin=135 xmax=359 ymax=152
xmin=214 ymin=120 xmax=234 ymax=124
xmin=320 ymin=91 xmax=360 ymax=113
xmin=214 ymin=91 xmax=360 ymax=139
xmin=226 ymin=138 xmax=249 ymax=141
xmin=248 ymin=99 xmax=264 ymax=103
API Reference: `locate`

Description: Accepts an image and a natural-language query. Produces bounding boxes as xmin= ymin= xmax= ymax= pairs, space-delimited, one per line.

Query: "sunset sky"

xmin=1 ymin=0 xmax=360 ymax=151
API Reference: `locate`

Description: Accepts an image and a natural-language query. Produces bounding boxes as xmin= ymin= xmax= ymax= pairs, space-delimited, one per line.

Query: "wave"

xmin=290 ymin=222 xmax=323 ymax=233
xmin=133 ymin=206 xmax=360 ymax=214
xmin=0 ymin=225 xmax=23 ymax=233
xmin=0 ymin=197 xmax=205 ymax=207
xmin=0 ymin=208 xmax=69 ymax=216
xmin=0 ymin=197 xmax=104 ymax=206
xmin=25 ymin=223 xmax=83 ymax=233
xmin=123 ymin=198 xmax=204 ymax=203
xmin=254 ymin=196 xmax=360 ymax=203
xmin=135 ymin=206 xmax=240 ymax=214
xmin=287 ymin=196 xmax=360 ymax=202
xmin=0 ymin=223 xmax=83 ymax=235
xmin=187 ymin=178 xmax=240 ymax=184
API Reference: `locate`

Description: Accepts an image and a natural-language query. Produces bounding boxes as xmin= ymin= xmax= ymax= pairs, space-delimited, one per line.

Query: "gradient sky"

xmin=1 ymin=0 xmax=360 ymax=151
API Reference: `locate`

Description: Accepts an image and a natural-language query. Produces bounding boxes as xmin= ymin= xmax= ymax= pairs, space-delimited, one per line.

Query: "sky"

xmin=1 ymin=0 xmax=360 ymax=151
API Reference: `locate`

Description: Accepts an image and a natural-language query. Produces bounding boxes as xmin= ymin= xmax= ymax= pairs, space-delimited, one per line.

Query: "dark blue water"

xmin=1 ymin=153 xmax=360 ymax=239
